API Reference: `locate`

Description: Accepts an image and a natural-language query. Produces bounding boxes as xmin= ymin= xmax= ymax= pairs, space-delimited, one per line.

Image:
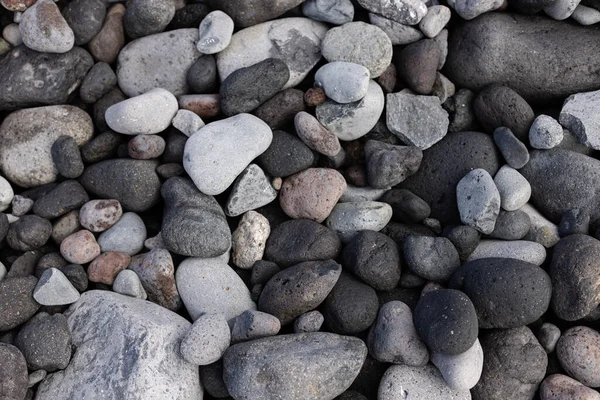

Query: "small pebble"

xmin=488 ymin=209 xmax=531 ymax=240
xmin=294 ymin=311 xmax=324 ymax=333
xmin=544 ymin=0 xmax=580 ymax=19
xmin=112 ymin=269 xmax=147 ymax=300
xmin=231 ymin=310 xmax=281 ymax=343
xmin=447 ymin=0 xmax=503 ymax=19
xmin=80 ymin=62 xmax=117 ymax=104
xmin=294 ymin=111 xmax=341 ymax=157
xmin=494 ymin=165 xmax=532 ymax=211
xmin=51 ymin=210 xmax=81 ymax=245
xmin=456 ymin=168 xmax=501 ymax=234
xmin=304 ymin=87 xmax=327 ymax=107
xmin=302 ymin=0 xmax=354 ymax=24
xmin=2 ymin=24 xmax=22 ymax=47
xmin=33 ymin=268 xmax=80 ymax=306
xmin=537 ymin=323 xmax=561 ymax=353
xmin=419 ymin=6 xmax=451 ymax=38
xmin=0 ymin=175 xmax=14 ymax=212
xmin=28 ymin=370 xmax=47 ymax=388
xmin=19 ymin=0 xmax=74 ymax=53
xmin=232 ymin=211 xmax=270 ymax=270
xmin=520 ymin=203 xmax=561 ymax=248
xmin=467 ymin=239 xmax=546 ymax=265
xmin=556 ymin=326 xmax=600 ymax=387
xmin=197 ymin=10 xmax=234 ymax=54
xmin=186 ymin=55 xmax=218 ymax=94
xmin=7 ymin=215 xmax=52 ymax=251
xmin=51 ymin=136 xmax=85 ymax=179
xmin=79 ymin=199 xmax=123 ymax=233
xmin=144 ymin=232 xmax=167 ymax=250
xmin=369 ymin=13 xmax=424 ymax=46
xmin=97 ymin=212 xmax=147 ymax=256
xmin=358 ymin=0 xmax=427 ymax=25
xmin=325 ymin=201 xmax=393 ymax=242
xmin=403 ymin=236 xmax=460 ymax=281
xmin=180 ymin=313 xmax=231 ymax=366
xmin=58 ymin=263 xmax=88 ymax=292
xmin=60 ymin=230 xmax=101 ymax=264
xmin=128 ymin=135 xmax=166 ymax=159
xmin=172 ymin=110 xmax=205 ymax=137
xmin=529 ymin=114 xmax=564 ymax=149
xmin=88 ymin=4 xmax=125 ymax=64
xmin=431 ymin=339 xmax=484 ymax=390
xmin=540 ymin=374 xmax=600 ymax=400
xmin=364 ymin=140 xmax=423 ymax=189
xmin=225 ymin=164 xmax=278 ymax=217
xmin=315 ymin=62 xmax=370 ymax=104
xmin=493 ymin=127 xmax=530 ymax=169
xmin=123 ymin=0 xmax=175 ymax=39
xmin=571 ymin=4 xmax=600 ymax=24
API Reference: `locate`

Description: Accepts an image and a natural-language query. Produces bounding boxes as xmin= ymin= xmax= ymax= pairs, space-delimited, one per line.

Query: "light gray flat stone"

xmin=325 ymin=201 xmax=392 ymax=242
xmin=431 ymin=339 xmax=484 ymax=391
xmin=19 ymin=0 xmax=74 ymax=53
xmin=97 ymin=212 xmax=147 ymax=256
xmin=112 ymin=269 xmax=147 ymax=300
xmin=457 ymin=168 xmax=500 ymax=234
xmin=33 ymin=268 xmax=80 ymax=306
xmin=467 ymin=240 xmax=547 ymax=266
xmin=419 ymin=5 xmax=451 ymax=38
xmin=529 ymin=115 xmax=564 ymax=149
xmin=560 ymin=89 xmax=600 ymax=150
xmin=180 ymin=313 xmax=231 ymax=365
xmin=172 ymin=109 xmax=205 ymax=137
xmin=571 ymin=4 xmax=600 ymax=24
xmin=544 ymin=0 xmax=581 ymax=19
xmin=494 ymin=165 xmax=531 ymax=211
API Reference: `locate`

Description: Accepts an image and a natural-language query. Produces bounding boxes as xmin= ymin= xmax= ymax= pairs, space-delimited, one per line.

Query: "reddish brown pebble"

xmin=79 ymin=199 xmax=122 ymax=232
xmin=0 ymin=0 xmax=35 ymax=12
xmin=128 ymin=135 xmax=166 ymax=160
xmin=60 ymin=230 xmax=101 ymax=264
xmin=178 ymin=94 xmax=220 ymax=118
xmin=377 ymin=63 xmax=397 ymax=93
xmin=304 ymin=87 xmax=327 ymax=107
xmin=88 ymin=4 xmax=125 ymax=64
xmin=88 ymin=251 xmax=130 ymax=285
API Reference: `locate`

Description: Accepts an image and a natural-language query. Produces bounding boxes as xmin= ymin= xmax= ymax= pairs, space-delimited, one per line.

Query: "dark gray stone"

xmin=123 ymin=0 xmax=175 ymax=39
xmin=449 ymin=258 xmax=552 ymax=329
xmin=57 ymin=264 xmax=88 ymax=292
xmin=186 ymin=55 xmax=217 ymax=94
xmin=33 ymin=181 xmax=88 ymax=219
xmin=444 ymin=89 xmax=478 ymax=133
xmin=209 ymin=0 xmax=304 ymax=27
xmin=488 ymin=209 xmax=531 ymax=240
xmin=80 ymin=131 xmax=122 ymax=164
xmin=0 ymin=213 xmax=8 ymax=244
xmin=254 ymin=88 xmax=306 ymax=129
xmin=257 ymin=130 xmax=315 ymax=178
xmin=442 ymin=225 xmax=480 ymax=262
xmin=156 ymin=163 xmax=184 ymax=179
xmin=200 ymin=361 xmax=230 ymax=398
xmin=336 ymin=391 xmax=368 ymax=400
xmin=492 ymin=127 xmax=530 ymax=169
xmin=403 ymin=236 xmax=460 ymax=282
xmin=294 ymin=310 xmax=324 ymax=333
xmin=35 ymin=253 xmax=68 ymax=280
xmin=79 ymin=62 xmax=117 ymax=104
xmin=162 ymin=130 xmax=187 ymax=164
xmin=381 ymin=221 xmax=435 ymax=242
xmin=0 ymin=46 xmax=93 ymax=111
xmin=559 ymin=208 xmax=590 ymax=236
xmin=62 ymin=0 xmax=107 ymax=45
xmin=80 ymin=159 xmax=161 ymax=212
xmin=7 ymin=216 xmax=52 ymax=251
xmin=258 ymin=260 xmax=341 ymax=325
xmin=223 ymin=333 xmax=367 ymax=400
xmin=0 ymin=343 xmax=28 ymax=400
xmin=0 ymin=276 xmax=40 ymax=331
xmin=380 ymin=189 xmax=430 ymax=223
xmin=364 ymin=140 xmax=423 ymax=189
xmin=250 ymin=260 xmax=281 ymax=287
xmin=6 ymin=252 xmax=42 ymax=279
xmin=51 ymin=136 xmax=84 ymax=179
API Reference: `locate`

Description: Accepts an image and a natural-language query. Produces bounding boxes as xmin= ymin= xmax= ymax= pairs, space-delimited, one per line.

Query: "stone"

xmin=0 ymin=276 xmax=40 ymax=331
xmin=395 ymin=39 xmax=440 ymax=95
xmin=232 ymin=211 xmax=270 ymax=269
xmin=316 ymin=80 xmax=385 ymax=141
xmin=0 ymin=106 xmax=93 ymax=187
xmin=403 ymin=236 xmax=460 ymax=281
xmin=28 ymin=370 xmax=47 ymax=387
xmin=117 ymin=29 xmax=200 ymax=97
xmin=560 ymin=89 xmax=600 ymax=150
xmin=450 ymin=258 xmax=551 ymax=328
xmin=302 ymin=0 xmax=354 ymax=24
xmin=19 ymin=0 xmax=74 ymax=53
xmin=209 ymin=0 xmax=304 ymax=27
xmin=529 ymin=114 xmax=564 ymax=149
xmin=226 ymin=164 xmax=277 ymax=217
xmin=467 ymin=239 xmax=545 ymax=265
xmin=414 ymin=289 xmax=479 ymax=355
xmin=0 ymin=343 xmax=28 ymax=400
xmin=386 ymin=92 xmax=449 ymax=149
xmin=14 ymin=312 xmax=71 ymax=371
xmin=544 ymin=0 xmax=581 ymax=18
xmin=88 ymin=252 xmax=130 ymax=285
xmin=223 ymin=333 xmax=367 ymax=400
xmin=7 ymin=215 xmax=52 ymax=251
xmin=161 ymin=177 xmax=231 ymax=258
xmin=447 ymin=0 xmax=503 ymax=19
xmin=88 ymin=4 xmax=126 ymax=64
xmin=258 ymin=130 xmax=316 ymax=178
xmin=339 ymin=186 xmax=389 ymax=203
xmin=176 ymin=257 xmax=256 ymax=322
xmin=294 ymin=311 xmax=324 ymax=333
xmin=93 ymin=88 xmax=126 ymax=131
xmin=493 ymin=165 xmax=531 ymax=211
xmin=368 ymin=13 xmax=424 ymax=45
xmin=364 ymin=140 xmax=423 ymax=189
xmin=357 ymin=0 xmax=427 ymax=25
xmin=33 ymin=180 xmax=88 ymax=219
xmin=445 ymin=13 xmax=600 ymax=103
xmin=123 ymin=0 xmax=175 ymax=39
xmin=520 ymin=203 xmax=561 ymax=248
xmin=419 ymin=5 xmax=451 ymax=38
xmin=487 ymin=210 xmax=531 ymax=240
xmin=51 ymin=211 xmax=81 ymax=245
xmin=572 ymin=3 xmax=600 ymax=24
xmin=456 ymin=168 xmax=501 ymax=234
xmin=184 ymin=114 xmax=272 ymax=195
xmin=255 ymin=88 xmax=306 ymax=129
xmin=294 ymin=111 xmax=341 ymax=157
xmin=431 ymin=339 xmax=484 ymax=391
xmin=62 ymin=0 xmax=106 ymax=46
xmin=537 ymin=323 xmax=561 ymax=353
xmin=33 ymin=268 xmax=80 ymax=306
xmin=217 ymin=18 xmax=328 ymax=89
xmin=51 ymin=136 xmax=84 ymax=179
xmin=36 ymin=253 xmax=67 ymax=279
xmin=0 ymin=176 xmax=13 ymax=212
xmin=11 ymin=196 xmax=32 ymax=217
xmin=541 ymin=374 xmax=600 ymax=400
xmin=315 ymin=62 xmax=370 ymax=104
xmin=35 ymin=291 xmax=202 ymax=400
xmin=178 ymin=94 xmax=221 ymax=119
xmin=95 ymin=212 xmax=145 ymax=256
xmin=381 ymin=189 xmax=430 ymax=223
xmin=556 ymin=326 xmax=600 ymax=387
xmin=378 ymin=364 xmax=471 ymax=400
xmin=367 ymin=301 xmax=428 ymax=365
xmin=112 ymin=269 xmax=147 ymax=299
xmin=321 ymin=22 xmax=392 ymax=78
xmin=80 ymin=159 xmax=161 ymax=212
xmin=128 ymin=135 xmax=166 ymax=159
xmin=472 ymin=327 xmax=547 ymax=400
xmin=106 ymin=89 xmax=178 ymax=135
xmin=172 ymin=110 xmax=204 ymax=137
xmin=259 ymin=260 xmax=341 ymax=325
xmin=79 ymin=62 xmax=117 ymax=104
xmin=325 ymin=201 xmax=393 ymax=243
xmin=197 ymin=10 xmax=234 ymax=54
xmin=81 ymin=131 xmax=121 ymax=164
xmin=200 ymin=361 xmax=229 ymax=399
xmin=1 ymin=0 xmax=34 ymax=11
xmin=186 ymin=55 xmax=217 ymax=94
xmin=445 ymin=88 xmax=477 ymax=133
xmin=231 ymin=310 xmax=281 ymax=342
xmin=79 ymin=199 xmax=122 ymax=233
xmin=559 ymin=208 xmax=590 ymax=236
xmin=180 ymin=313 xmax=231 ymax=366
xmin=251 ymin=261 xmax=281 ymax=287
xmin=432 ymin=72 xmax=456 ymax=103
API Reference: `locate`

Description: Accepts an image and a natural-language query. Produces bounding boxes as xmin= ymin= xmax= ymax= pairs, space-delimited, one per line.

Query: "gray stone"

xmin=32 ymin=180 xmax=88 ymax=219
xmin=560 ymin=89 xmax=600 ymax=149
xmin=231 ymin=310 xmax=281 ymax=342
xmin=128 ymin=135 xmax=166 ymax=159
xmin=197 ymin=10 xmax=234 ymax=54
xmin=571 ymin=4 xmax=600 ymax=24
xmin=0 ymin=262 xmax=5 ymax=281
xmin=184 ymin=114 xmax=272 ymax=195
xmin=321 ymin=22 xmax=392 ymax=78
xmin=431 ymin=339 xmax=484 ymax=391
xmin=0 ymin=343 xmax=28 ymax=400
xmin=176 ymin=257 xmax=256 ymax=322
xmin=302 ymin=0 xmax=354 ymax=24
xmin=520 ymin=203 xmax=561 ymax=248
xmin=61 ymin=0 xmax=106 ymax=45
xmin=123 ymin=0 xmax=175 ymax=39
xmin=544 ymin=0 xmax=581 ymax=19
xmin=59 ymin=230 xmax=101 ymax=264
xmin=19 ymin=0 xmax=74 ymax=53
xmin=364 ymin=140 xmax=423 ymax=189
xmin=367 ymin=301 xmax=429 ymax=365
xmin=447 ymin=0 xmax=503 ymax=19
xmin=0 ymin=176 xmax=13 ymax=212
xmin=541 ymin=374 xmax=600 ymax=400
xmin=79 ymin=199 xmax=122 ymax=233
xmin=432 ymin=72 xmax=456 ymax=103
xmin=7 ymin=215 xmax=52 ymax=251
xmin=217 ymin=18 xmax=328 ymax=89
xmin=33 ymin=268 xmax=80 ymax=306
xmin=315 ymin=62 xmax=370 ymax=104
xmin=456 ymin=168 xmax=500 ymax=234
xmin=294 ymin=111 xmax=341 ymax=157
xmin=128 ymin=249 xmax=181 ymax=311
xmin=28 ymin=369 xmax=47 ymax=387
xmin=294 ymin=311 xmax=324 ymax=333
xmin=493 ymin=165 xmax=531 ymax=211
xmin=98 ymin=212 xmax=146 ymax=256
xmin=529 ymin=114 xmax=564 ymax=149
xmin=186 ymin=55 xmax=217 ymax=94
xmin=357 ymin=0 xmax=428 ymax=25
xmin=232 ymin=211 xmax=270 ymax=270
xmin=316 ymin=80 xmax=385 ymax=141
xmin=79 ymin=62 xmax=118 ymax=104
xmin=339 ymin=185 xmax=388 ymax=203
xmin=106 ymin=89 xmax=178 ymax=135
xmin=223 ymin=333 xmax=367 ymax=400
xmin=35 ymin=291 xmax=202 ymax=400
xmin=557 ymin=326 xmax=600 ymax=387
xmin=559 ymin=208 xmax=590 ymax=236
xmin=172 ymin=109 xmax=204 ymax=137
xmin=0 ymin=276 xmax=40 ymax=331
xmin=488 ymin=210 xmax=531 ymax=240
xmin=368 ymin=13 xmax=424 ymax=45
xmin=226 ymin=164 xmax=277 ymax=217
xmin=180 ymin=313 xmax=231 ymax=366
xmin=117 ymin=29 xmax=201 ymax=97
xmin=51 ymin=211 xmax=81 ymax=245
xmin=257 ymin=129 xmax=316 ymax=177
xmin=51 ymin=136 xmax=84 ymax=179
xmin=2 ymin=24 xmax=22 ymax=47
xmin=537 ymin=323 xmax=561 ymax=353
xmin=325 ymin=201 xmax=393 ymax=242
xmin=419 ymin=5 xmax=451 ymax=38
xmin=112 ymin=269 xmax=147 ymax=299
xmin=403 ymin=236 xmax=460 ymax=281
xmin=208 ymin=0 xmax=304 ymax=27
xmin=386 ymin=92 xmax=449 ymax=149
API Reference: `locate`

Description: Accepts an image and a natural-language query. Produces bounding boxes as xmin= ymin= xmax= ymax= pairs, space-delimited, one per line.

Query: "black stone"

xmin=51 ymin=136 xmax=85 ymax=179
xmin=0 ymin=276 xmax=40 ymax=331
xmin=488 ymin=209 xmax=531 ymax=240
xmin=364 ymin=140 xmax=423 ymax=189
xmin=380 ymin=221 xmax=435 ymax=242
xmin=79 ymin=62 xmax=117 ymax=104
xmin=254 ymin=88 xmax=306 ymax=129
xmin=200 ymin=360 xmax=230 ymax=398
xmin=394 ymin=38 xmax=440 ymax=95
xmin=258 ymin=130 xmax=316 ymax=178
xmin=0 ymin=213 xmax=8 ymax=244
xmin=33 ymin=180 xmax=89 ymax=219
xmin=0 ymin=343 xmax=28 ymax=400
xmin=492 ymin=127 xmax=530 ymax=169
xmin=444 ymin=88 xmax=479 ymax=133
xmin=58 ymin=264 xmax=88 ymax=292
xmin=380 ymin=189 xmax=431 ymax=223
xmin=80 ymin=131 xmax=122 ymax=164
xmin=6 ymin=251 xmax=42 ymax=279
xmin=162 ymin=129 xmax=187 ymax=164
xmin=186 ymin=55 xmax=217 ymax=94
xmin=559 ymin=209 xmax=590 ymax=236
xmin=62 ymin=0 xmax=107 ymax=45
xmin=7 ymin=216 xmax=52 ymax=251
xmin=168 ymin=3 xmax=211 ymax=29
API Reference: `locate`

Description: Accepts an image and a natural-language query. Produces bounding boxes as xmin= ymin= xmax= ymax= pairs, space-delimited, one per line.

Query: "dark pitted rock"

xmin=80 ymin=159 xmax=161 ymax=212
xmin=449 ymin=258 xmax=551 ymax=329
xmin=473 ymin=85 xmax=534 ymax=141
xmin=341 ymin=230 xmax=401 ymax=291
xmin=550 ymin=234 xmax=600 ymax=321
xmin=323 ymin=272 xmax=379 ymax=334
xmin=223 ymin=333 xmax=367 ymax=400
xmin=259 ymin=260 xmax=341 ymax=325
xmin=403 ymin=236 xmax=460 ymax=282
xmin=445 ymin=13 xmax=600 ymax=103
xmin=473 ymin=327 xmax=547 ymax=400
xmin=400 ymin=131 xmax=500 ymax=225
xmin=442 ymin=225 xmax=480 ymax=262
xmin=395 ymin=39 xmax=440 ymax=95
xmin=168 ymin=3 xmax=211 ymax=29
xmin=254 ymin=89 xmax=306 ymax=129
xmin=380 ymin=189 xmax=430 ymax=223
xmin=51 ymin=136 xmax=84 ymax=179
xmin=62 ymin=0 xmax=106 ymax=45
xmin=79 ymin=62 xmax=117 ymax=104
xmin=0 ymin=343 xmax=28 ymax=400
xmin=0 ymin=46 xmax=93 ymax=111
xmin=186 ymin=55 xmax=217 ymax=94
xmin=488 ymin=209 xmax=531 ymax=240
xmin=364 ymin=140 xmax=422 ymax=189
xmin=123 ymin=0 xmax=175 ymax=39
xmin=556 ymin=326 xmax=600 ymax=388
xmin=492 ymin=127 xmax=530 ymax=169
xmin=161 ymin=177 xmax=231 ymax=258
xmin=80 ymin=131 xmax=121 ymax=164
xmin=414 ymin=289 xmax=478 ymax=355
xmin=209 ymin=0 xmax=305 ymax=27
xmin=265 ymin=219 xmax=342 ymax=267
xmin=7 ymin=216 xmax=52 ymax=251
xmin=251 ymin=260 xmax=281 ymax=286
xmin=258 ymin=130 xmax=316 ymax=178
xmin=0 ymin=276 xmax=40 ymax=331
xmin=33 ymin=180 xmax=88 ymax=219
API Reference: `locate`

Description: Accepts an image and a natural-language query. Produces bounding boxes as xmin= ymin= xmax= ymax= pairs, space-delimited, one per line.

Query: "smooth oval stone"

xmin=19 ymin=0 xmax=74 ymax=53
xmin=259 ymin=260 xmax=341 ymax=325
xmin=51 ymin=135 xmax=85 ymax=179
xmin=541 ymin=374 xmax=600 ymax=400
xmin=209 ymin=0 xmax=305 ymax=27
xmin=493 ymin=127 xmax=530 ymax=169
xmin=302 ymin=0 xmax=354 ymax=25
xmin=181 ymin=313 xmax=231 ymax=367
xmin=217 ymin=18 xmax=328 ymax=89
xmin=0 ymin=105 xmax=93 ymax=187
xmin=128 ymin=135 xmax=166 ymax=159
xmin=450 ymin=258 xmax=552 ymax=329
xmin=32 ymin=180 xmax=89 ymax=219
xmin=7 ymin=215 xmax=52 ymax=251
xmin=431 ymin=339 xmax=484 ymax=391
xmin=456 ymin=168 xmax=501 ymax=235
xmin=197 ymin=10 xmax=234 ymax=54
xmin=0 ymin=176 xmax=14 ymax=213
xmin=475 ymin=86 xmax=535 ymax=141
xmin=97 ymin=212 xmax=146 ymax=256
xmin=445 ymin=13 xmax=600 ymax=103
xmin=117 ymin=29 xmax=200 ymax=97
xmin=62 ymin=0 xmax=106 ymax=46
xmin=0 ymin=276 xmax=40 ymax=331
xmin=88 ymin=4 xmax=126 ymax=64
xmin=61 ymin=229 xmax=102 ymax=264
xmin=467 ymin=240 xmax=546 ymax=265
xmin=80 ymin=159 xmax=161 ymax=212
xmin=325 ymin=201 xmax=392 ymax=243
xmin=556 ymin=326 xmax=600 ymax=387
xmin=368 ymin=13 xmax=424 ymax=45
xmin=79 ymin=199 xmax=122 ymax=233
xmin=494 ymin=165 xmax=531 ymax=212
xmin=314 ymin=62 xmax=370 ymax=104
xmin=257 ymin=129 xmax=316 ymax=178
xmin=184 ymin=114 xmax=272 ymax=195
xmin=186 ymin=55 xmax=217 ymax=94
xmin=265 ymin=219 xmax=342 ymax=268
xmin=403 ymin=236 xmax=460 ymax=282
xmin=223 ymin=332 xmax=367 ymax=400
xmin=231 ymin=309 xmax=281 ymax=343
xmin=123 ymin=0 xmax=175 ymax=39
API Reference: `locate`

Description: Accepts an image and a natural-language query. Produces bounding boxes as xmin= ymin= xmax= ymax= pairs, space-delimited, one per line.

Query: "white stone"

xmin=467 ymin=240 xmax=547 ymax=266
xmin=314 ymin=62 xmax=370 ymax=104
xmin=529 ymin=115 xmax=564 ymax=149
xmin=560 ymin=89 xmax=600 ymax=150
xmin=197 ymin=10 xmax=234 ymax=54
xmin=180 ymin=313 xmax=231 ymax=365
xmin=431 ymin=339 xmax=484 ymax=391
xmin=19 ymin=0 xmax=74 ymax=53
xmin=571 ymin=4 xmax=600 ymax=24
xmin=232 ymin=211 xmax=270 ymax=270
xmin=2 ymin=23 xmax=22 ymax=47
xmin=33 ymin=268 xmax=80 ymax=306
xmin=0 ymin=175 xmax=13 ymax=212
xmin=456 ymin=168 xmax=500 ymax=234
xmin=419 ymin=5 xmax=451 ymax=38
xmin=172 ymin=109 xmax=205 ymax=137
xmin=494 ymin=165 xmax=532 ymax=212
xmin=97 ymin=212 xmax=147 ymax=256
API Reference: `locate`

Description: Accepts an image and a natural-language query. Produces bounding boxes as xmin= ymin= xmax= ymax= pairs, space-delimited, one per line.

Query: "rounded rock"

xmin=128 ymin=135 xmax=166 ymax=159
xmin=294 ymin=111 xmax=341 ymax=157
xmin=60 ymin=230 xmax=101 ymax=264
xmin=314 ymin=62 xmax=370 ymax=104
xmin=431 ymin=338 xmax=484 ymax=391
xmin=88 ymin=4 xmax=126 ymax=64
xmin=257 ymin=129 xmax=315 ymax=178
xmin=456 ymin=168 xmax=500 ymax=234
xmin=232 ymin=211 xmax=270 ymax=269
xmin=493 ymin=127 xmax=530 ymax=169
xmin=537 ymin=323 xmax=561 ymax=354
xmin=106 ymin=89 xmax=178 ymax=135
xmin=180 ymin=313 xmax=231 ymax=366
xmin=51 ymin=136 xmax=84 ymax=179
xmin=123 ymin=0 xmax=175 ymax=39
xmin=325 ymin=201 xmax=392 ymax=243
xmin=529 ymin=114 xmax=564 ymax=149
xmin=302 ymin=0 xmax=354 ymax=24
xmin=493 ymin=165 xmax=531 ymax=211
xmin=0 ymin=343 xmax=28 ymax=400
xmin=97 ymin=212 xmax=146 ymax=256
xmin=79 ymin=199 xmax=122 ymax=233
xmin=7 ymin=215 xmax=52 ymax=251
xmin=197 ymin=10 xmax=234 ymax=54
xmin=403 ymin=236 xmax=460 ymax=282
xmin=0 ymin=276 xmax=40 ymax=331
xmin=33 ymin=268 xmax=80 ymax=306
xmin=294 ymin=310 xmax=324 ymax=333
xmin=112 ymin=269 xmax=147 ymax=299
xmin=19 ymin=0 xmax=74 ymax=53
xmin=88 ymin=252 xmax=130 ymax=285
xmin=419 ymin=5 xmax=451 ymax=38
xmin=541 ymin=374 xmax=600 ymax=400
xmin=231 ymin=310 xmax=281 ymax=343
xmin=0 ymin=175 xmax=14 ymax=212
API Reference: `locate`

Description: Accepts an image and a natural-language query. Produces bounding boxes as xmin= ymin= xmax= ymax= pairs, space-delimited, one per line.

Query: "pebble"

xmin=19 ymin=0 xmax=74 ymax=53
xmin=315 ymin=62 xmax=370 ymax=104
xmin=432 ymin=72 xmax=455 ymax=103
xmin=172 ymin=110 xmax=204 ymax=137
xmin=364 ymin=140 xmax=423 ymax=189
xmin=294 ymin=311 xmax=324 ymax=333
xmin=302 ymin=0 xmax=354 ymax=24
xmin=14 ymin=312 xmax=71 ymax=371
xmin=544 ymin=0 xmax=581 ymax=19
xmin=88 ymin=4 xmax=126 ymax=64
xmin=368 ymin=13 xmax=424 ymax=45
xmin=559 ymin=208 xmax=590 ymax=236
xmin=33 ymin=180 xmax=89 ymax=219
xmin=225 ymin=164 xmax=278 ymax=217
xmin=180 ymin=313 xmax=231 ymax=366
xmin=316 ymin=80 xmax=385 ymax=141
xmin=97 ymin=212 xmax=146 ymax=256
xmin=378 ymin=364 xmax=471 ymax=399
xmin=217 ymin=18 xmax=328 ymax=89
xmin=469 ymin=239 xmax=544 ymax=264
xmin=28 ymin=370 xmax=47 ymax=387
xmin=529 ymin=114 xmax=564 ymax=149
xmin=112 ymin=269 xmax=147 ymax=299
xmin=93 ymin=88 xmax=127 ymax=131
xmin=59 ymin=230 xmax=100 ymax=264
xmin=232 ymin=211 xmax=270 ymax=269
xmin=294 ymin=111 xmax=341 ymax=157
xmin=396 ymin=39 xmax=440 ymax=95
xmin=0 ymin=262 xmax=5 ymax=281
xmin=476 ymin=85 xmax=536 ymax=140
xmin=33 ymin=268 xmax=80 ymax=306
xmin=61 ymin=0 xmax=106 ymax=46
xmin=560 ymin=89 xmax=600 ymax=149
xmin=176 ymin=257 xmax=255 ymax=322
xmin=430 ymin=341 xmax=484 ymax=392
xmin=88 ymin=252 xmax=130 ymax=285
xmin=447 ymin=0 xmax=503 ymax=19
xmin=493 ymin=165 xmax=532 ymax=211
xmin=231 ymin=310 xmax=281 ymax=343
xmin=220 ymin=58 xmax=290 ymax=116
xmin=488 ymin=209 xmax=531 ymax=240
xmin=2 ymin=24 xmax=22 ymax=47
xmin=325 ymin=201 xmax=393 ymax=243
xmin=258 ymin=130 xmax=315 ymax=177
xmin=123 ymin=0 xmax=175 ymax=39
xmin=368 ymin=301 xmax=428 ymax=365
xmin=537 ymin=323 xmax=561 ymax=353
xmin=79 ymin=199 xmax=122 ymax=233
xmin=223 ymin=332 xmax=367 ymax=400
xmin=381 ymin=189 xmax=430 ymax=223
xmin=404 ymin=236 xmax=460 ymax=281
xmin=7 ymin=215 xmax=52 ymax=251
xmin=0 ymin=343 xmax=28 ymax=400
xmin=0 ymin=276 xmax=40 ymax=331
xmin=259 ymin=260 xmax=341 ymax=325
xmin=128 ymin=135 xmax=166 ymax=159
xmin=184 ymin=114 xmax=272 ymax=195
xmin=357 ymin=0 xmax=427 ymax=25
xmin=265 ymin=219 xmax=342 ymax=267
xmin=451 ymin=258 xmax=551 ymax=328
xmin=161 ymin=177 xmax=231 ymax=258
xmin=0 ymin=175 xmax=13 ymax=212
xmin=520 ymin=203 xmax=561 ymax=248
xmin=541 ymin=374 xmax=600 ymax=400
xmin=321 ymin=22 xmax=392 ymax=78
xmin=386 ymin=92 xmax=449 ymax=149
xmin=178 ymin=94 xmax=220 ymax=119
xmin=0 ymin=106 xmax=93 ymax=188
xmin=197 ymin=10 xmax=234 ymax=54
xmin=200 ymin=361 xmax=229 ymax=399
xmin=419 ymin=6 xmax=451 ymax=38
xmin=571 ymin=4 xmax=600 ymax=24
xmin=79 ymin=62 xmax=117 ymax=105
xmin=210 ymin=0 xmax=304 ymax=27
xmin=456 ymin=168 xmax=500 ymax=234
xmin=339 ymin=185 xmax=388 ymax=203
xmin=51 ymin=136 xmax=84 ymax=179
xmin=106 ymin=89 xmax=178 ymax=135
xmin=51 ymin=210 xmax=81 ymax=245
xmin=556 ymin=326 xmax=600 ymax=387
xmin=255 ymin=88 xmax=306 ymax=129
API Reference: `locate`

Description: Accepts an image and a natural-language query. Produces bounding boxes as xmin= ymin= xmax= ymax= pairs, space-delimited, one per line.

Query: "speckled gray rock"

xmin=226 ymin=164 xmax=277 ymax=217
xmin=127 ymin=134 xmax=166 ymax=159
xmin=117 ymin=29 xmax=200 ymax=97
xmin=79 ymin=199 xmax=122 ymax=233
xmin=493 ymin=165 xmax=531 ymax=211
xmin=447 ymin=0 xmax=503 ymax=19
xmin=19 ymin=0 xmax=74 ymax=53
xmin=457 ymin=169 xmax=500 ymax=234
xmin=556 ymin=326 xmax=600 ymax=387
xmin=386 ymin=92 xmax=449 ymax=149
xmin=493 ymin=127 xmax=530 ymax=169
xmin=10 ymin=196 xmax=33 ymax=217
xmin=51 ymin=210 xmax=81 ymax=245
xmin=7 ymin=215 xmax=52 ymax=251
xmin=419 ymin=6 xmax=451 ymax=38
xmin=33 ymin=180 xmax=88 ymax=219
xmin=537 ymin=323 xmax=561 ymax=353
xmin=112 ymin=269 xmax=147 ymax=299
xmin=0 ymin=343 xmax=28 ymax=400
xmin=0 ymin=276 xmax=40 ymax=331
xmin=123 ymin=0 xmax=175 ymax=39
xmin=302 ymin=0 xmax=354 ymax=24
xmin=467 ymin=239 xmax=546 ymax=265
xmin=488 ymin=209 xmax=531 ymax=240
xmin=294 ymin=311 xmax=324 ymax=333
xmin=403 ymin=236 xmax=460 ymax=281
xmin=529 ymin=114 xmax=564 ymax=149
xmin=35 ymin=291 xmax=202 ymax=400
xmin=186 ymin=55 xmax=217 ymax=94
xmin=176 ymin=257 xmax=256 ymax=322
xmin=128 ymin=249 xmax=181 ymax=311
xmin=180 ymin=313 xmax=231 ymax=366
xmin=325 ymin=201 xmax=393 ymax=242
xmin=231 ymin=310 xmax=281 ymax=343
xmin=33 ymin=268 xmax=80 ymax=306
xmin=560 ymin=89 xmax=600 ymax=150
xmin=431 ymin=339 xmax=484 ymax=391
xmin=364 ymin=140 xmax=423 ymax=189
xmin=315 ymin=62 xmax=370 ymax=104
xmin=258 ymin=129 xmax=316 ymax=177
xmin=544 ymin=0 xmax=581 ymax=19
xmin=106 ymin=89 xmax=178 ymax=135
xmin=62 ymin=0 xmax=106 ymax=46
xmin=197 ymin=10 xmax=234 ymax=54
xmin=294 ymin=111 xmax=341 ymax=157
xmin=223 ymin=333 xmax=367 ymax=400
xmin=357 ymin=0 xmax=427 ymax=25
xmin=232 ymin=211 xmax=270 ymax=269
xmin=97 ymin=212 xmax=146 ymax=256
xmin=172 ymin=109 xmax=204 ymax=137
xmin=541 ymin=374 xmax=600 ymax=400
xmin=572 ymin=4 xmax=600 ymax=24
xmin=79 ymin=62 xmax=117 ymax=104
xmin=368 ymin=13 xmax=424 ymax=45
xmin=51 ymin=136 xmax=84 ymax=179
